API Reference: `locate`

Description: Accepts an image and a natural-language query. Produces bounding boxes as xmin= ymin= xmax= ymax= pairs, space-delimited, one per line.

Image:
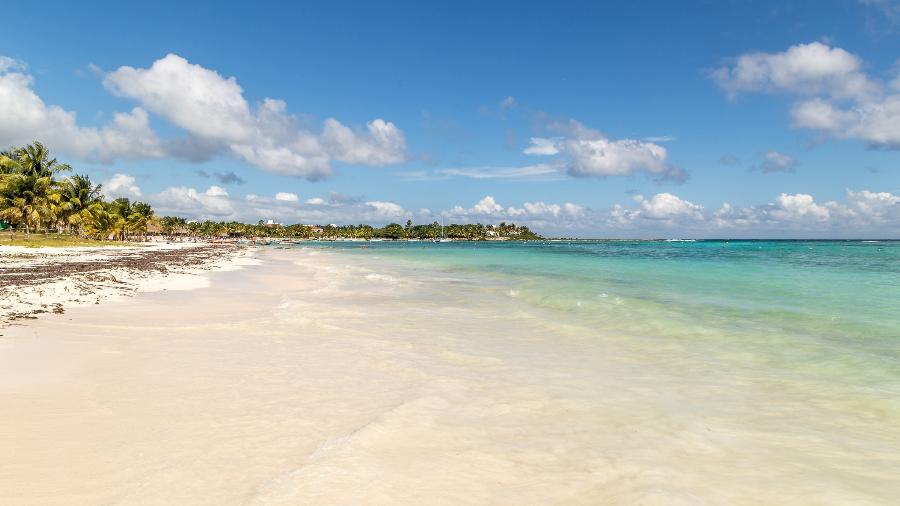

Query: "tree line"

xmin=1 ymin=142 xmax=543 ymax=241
xmin=162 ymin=218 xmax=542 ymax=240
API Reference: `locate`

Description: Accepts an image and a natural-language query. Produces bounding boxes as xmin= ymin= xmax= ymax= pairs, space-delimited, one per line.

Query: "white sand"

xmin=0 ymin=243 xmax=254 ymax=325
xmin=1 ymin=247 xmax=896 ymax=505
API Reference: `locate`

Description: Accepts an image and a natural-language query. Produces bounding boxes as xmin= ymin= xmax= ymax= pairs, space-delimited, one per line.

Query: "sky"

xmin=1 ymin=0 xmax=898 ymax=238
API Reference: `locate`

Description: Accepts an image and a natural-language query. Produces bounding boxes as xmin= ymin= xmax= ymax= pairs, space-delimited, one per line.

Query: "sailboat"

xmin=434 ymin=216 xmax=452 ymax=242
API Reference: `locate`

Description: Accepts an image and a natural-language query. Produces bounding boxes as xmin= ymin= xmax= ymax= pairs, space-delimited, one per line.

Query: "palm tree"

xmin=57 ymin=174 xmax=103 ymax=234
xmin=127 ymin=201 xmax=154 ymax=240
xmin=0 ymin=142 xmax=71 ymax=234
xmin=15 ymin=142 xmax=71 ymax=178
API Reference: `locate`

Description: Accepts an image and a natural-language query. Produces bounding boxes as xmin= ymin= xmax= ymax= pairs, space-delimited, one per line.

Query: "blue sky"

xmin=1 ymin=0 xmax=898 ymax=237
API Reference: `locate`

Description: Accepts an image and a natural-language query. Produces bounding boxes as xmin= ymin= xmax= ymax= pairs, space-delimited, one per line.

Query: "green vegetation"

xmin=165 ymin=219 xmax=542 ymax=240
xmin=0 ymin=141 xmax=543 ymax=244
xmin=0 ymin=142 xmax=153 ymax=241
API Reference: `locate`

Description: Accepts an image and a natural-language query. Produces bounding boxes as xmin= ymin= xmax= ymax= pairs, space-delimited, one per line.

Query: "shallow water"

xmin=272 ymin=240 xmax=900 ymax=504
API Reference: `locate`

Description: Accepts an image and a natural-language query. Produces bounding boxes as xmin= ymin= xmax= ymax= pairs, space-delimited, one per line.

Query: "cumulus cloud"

xmin=104 ymin=54 xmax=254 ymax=142
xmin=101 ymin=54 xmax=408 ymax=178
xmin=153 ymin=185 xmax=236 ymax=217
xmin=524 ymin=120 xmax=686 ymax=182
xmin=758 ymin=151 xmax=799 ymax=173
xmin=365 ymin=200 xmax=407 ymax=219
xmin=0 ymin=54 xmax=408 ymax=179
xmin=0 ymin=65 xmax=163 ymax=162
xmin=604 ymin=189 xmax=900 ymax=237
xmin=711 ymin=42 xmax=878 ymax=100
xmin=103 ymin=173 xmax=143 ymax=198
xmin=204 ymin=186 xmax=229 ymax=197
xmin=443 ymin=195 xmax=585 ymax=224
xmin=320 ymin=118 xmax=407 ymax=166
xmin=141 ymin=182 xmax=413 ymax=224
xmin=713 ymin=42 xmax=900 ymax=149
xmin=275 ymin=192 xmax=299 ymax=202
xmin=633 ymin=193 xmax=704 ymax=220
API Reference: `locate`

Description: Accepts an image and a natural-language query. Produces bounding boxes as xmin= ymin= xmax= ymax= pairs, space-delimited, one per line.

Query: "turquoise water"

xmin=276 ymin=240 xmax=900 ymax=502
xmin=306 ymin=239 xmax=900 ymax=340
xmin=302 ymin=239 xmax=900 ymax=397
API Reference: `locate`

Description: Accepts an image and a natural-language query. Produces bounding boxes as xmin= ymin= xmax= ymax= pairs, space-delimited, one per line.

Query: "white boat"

xmin=434 ymin=217 xmax=452 ymax=242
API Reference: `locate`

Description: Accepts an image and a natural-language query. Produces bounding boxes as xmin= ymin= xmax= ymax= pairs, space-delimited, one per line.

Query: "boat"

xmin=434 ymin=217 xmax=452 ymax=242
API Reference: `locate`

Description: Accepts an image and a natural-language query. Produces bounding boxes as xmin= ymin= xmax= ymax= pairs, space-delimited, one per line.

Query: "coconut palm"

xmin=15 ymin=142 xmax=71 ymax=178
xmin=57 ymin=174 xmax=103 ymax=234
xmin=0 ymin=142 xmax=72 ymax=234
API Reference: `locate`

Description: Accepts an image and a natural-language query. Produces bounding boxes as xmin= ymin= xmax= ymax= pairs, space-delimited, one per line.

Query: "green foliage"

xmin=159 ymin=219 xmax=542 ymax=240
xmin=0 ymin=142 xmax=151 ymax=240
xmin=0 ymin=142 xmax=544 ymax=243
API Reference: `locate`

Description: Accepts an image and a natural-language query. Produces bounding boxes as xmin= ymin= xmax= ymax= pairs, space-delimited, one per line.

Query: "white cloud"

xmin=443 ymin=196 xmax=586 ymax=226
xmin=711 ymin=42 xmax=878 ymax=100
xmin=102 ymin=54 xmax=409 ymax=178
xmin=523 ymin=137 xmax=561 ymax=155
xmin=365 ymin=201 xmax=407 ymax=219
xmin=522 ymin=201 xmax=562 ymax=217
xmin=0 ymin=53 xmax=408 ymax=178
xmin=601 ymin=189 xmax=900 ymax=237
xmin=204 ymin=186 xmax=229 ymax=197
xmin=845 ymin=189 xmax=900 ymax=222
xmin=305 ymin=197 xmax=325 ymax=205
xmin=321 ymin=118 xmax=407 ymax=166
xmin=769 ymin=193 xmax=830 ymax=222
xmin=104 ymin=53 xmax=254 ymax=142
xmin=759 ymin=151 xmax=798 ymax=173
xmin=473 ymin=196 xmax=504 ymax=215
xmin=103 ymin=173 xmax=143 ymax=199
xmin=0 ymin=54 xmax=399 ymax=176
xmin=714 ymin=42 xmax=900 ymax=149
xmin=0 ymin=65 xmax=163 ymax=162
xmin=633 ymin=193 xmax=704 ymax=220
xmin=275 ymin=192 xmax=299 ymax=202
xmin=153 ymin=186 xmax=235 ymax=218
xmin=525 ymin=121 xmax=686 ymax=182
xmin=791 ymin=95 xmax=900 ymax=148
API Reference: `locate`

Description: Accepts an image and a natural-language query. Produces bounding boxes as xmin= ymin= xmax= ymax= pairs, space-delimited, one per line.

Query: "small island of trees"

xmin=1 ymin=142 xmax=543 ymax=243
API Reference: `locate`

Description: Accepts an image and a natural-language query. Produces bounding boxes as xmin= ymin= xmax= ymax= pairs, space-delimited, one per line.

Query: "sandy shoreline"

xmin=2 ymin=246 xmax=897 ymax=505
xmin=0 ymin=243 xmax=255 ymax=327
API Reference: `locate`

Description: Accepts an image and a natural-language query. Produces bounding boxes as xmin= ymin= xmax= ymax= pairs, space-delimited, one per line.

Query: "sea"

xmin=265 ymin=239 xmax=900 ymax=504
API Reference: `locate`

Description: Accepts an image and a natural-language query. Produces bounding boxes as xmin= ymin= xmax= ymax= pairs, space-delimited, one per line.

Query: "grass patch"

xmin=0 ymin=233 xmax=135 ymax=248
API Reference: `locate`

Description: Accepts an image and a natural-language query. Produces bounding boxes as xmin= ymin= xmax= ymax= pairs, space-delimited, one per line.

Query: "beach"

xmin=0 ymin=243 xmax=251 ymax=326
xmin=2 ymin=242 xmax=899 ymax=505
